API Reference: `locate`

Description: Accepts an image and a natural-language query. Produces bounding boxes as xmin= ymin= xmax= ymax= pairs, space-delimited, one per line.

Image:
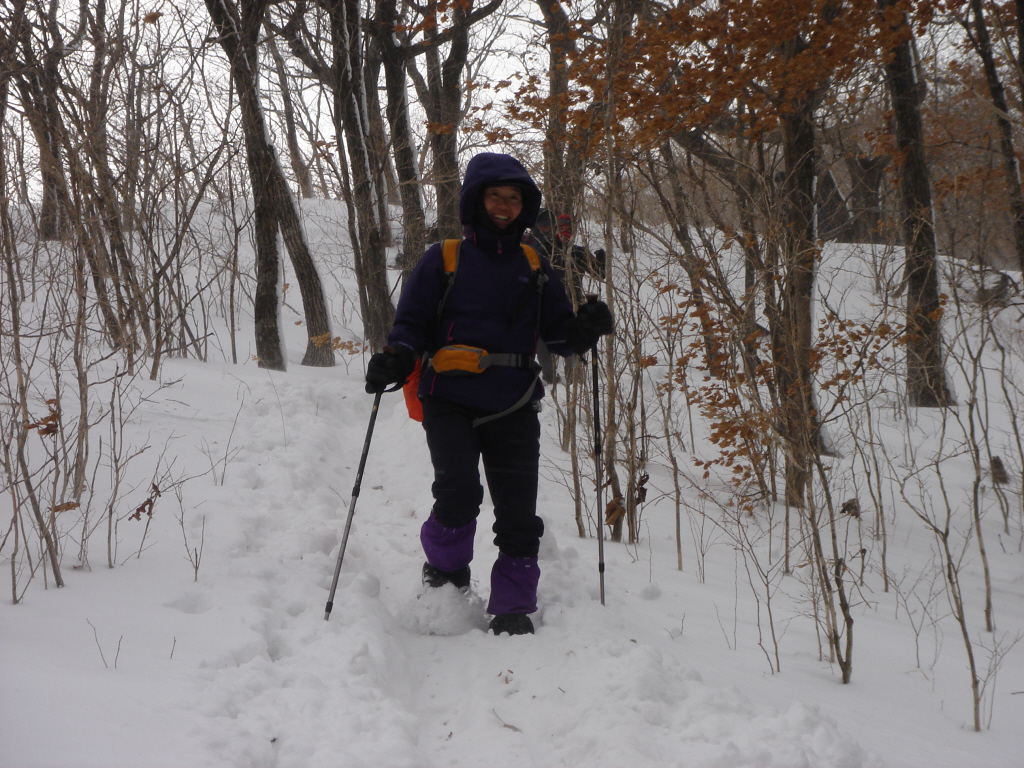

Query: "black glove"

xmin=564 ymin=300 xmax=613 ymax=354
xmin=365 ymin=345 xmax=415 ymax=394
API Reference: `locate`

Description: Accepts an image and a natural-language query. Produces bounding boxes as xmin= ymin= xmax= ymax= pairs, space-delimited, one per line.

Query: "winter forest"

xmin=3 ymin=0 xmax=1024 ymax=766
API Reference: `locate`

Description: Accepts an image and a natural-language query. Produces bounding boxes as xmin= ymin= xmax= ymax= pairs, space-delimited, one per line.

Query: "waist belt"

xmin=427 ymin=344 xmax=541 ymax=427
xmin=430 ymin=345 xmax=539 ymax=376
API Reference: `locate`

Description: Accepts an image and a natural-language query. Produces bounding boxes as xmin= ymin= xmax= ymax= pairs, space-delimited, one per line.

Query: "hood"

xmin=459 ymin=153 xmax=542 ymax=230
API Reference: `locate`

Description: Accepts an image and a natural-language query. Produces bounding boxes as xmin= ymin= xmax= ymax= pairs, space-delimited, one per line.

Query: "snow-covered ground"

xmin=3 ymin=236 xmax=1024 ymax=768
xmin=2 ymin=349 xmax=1022 ymax=767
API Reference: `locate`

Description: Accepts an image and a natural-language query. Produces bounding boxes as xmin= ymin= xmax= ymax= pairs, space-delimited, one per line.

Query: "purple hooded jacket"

xmin=388 ymin=153 xmax=576 ymax=413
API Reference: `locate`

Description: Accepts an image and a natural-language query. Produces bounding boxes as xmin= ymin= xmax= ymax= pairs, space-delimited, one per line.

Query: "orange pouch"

xmin=403 ymin=358 xmax=423 ymax=422
xmin=431 ymin=345 xmax=488 ymax=375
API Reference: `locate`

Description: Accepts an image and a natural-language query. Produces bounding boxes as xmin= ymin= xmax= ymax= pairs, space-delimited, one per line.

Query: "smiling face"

xmin=482 ymin=185 xmax=523 ymax=230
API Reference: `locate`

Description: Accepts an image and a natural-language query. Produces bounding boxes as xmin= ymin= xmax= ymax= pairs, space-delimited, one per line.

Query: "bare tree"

xmin=535 ymin=0 xmax=589 ymax=224
xmin=205 ymin=0 xmax=334 ymax=369
xmin=957 ymin=0 xmax=1024 ymax=275
xmin=406 ymin=0 xmax=503 ymax=239
xmin=274 ymin=0 xmax=395 ymax=350
xmin=368 ymin=0 xmax=427 ymax=281
xmin=267 ymin=32 xmax=315 ymax=199
xmin=879 ymin=0 xmax=952 ymax=407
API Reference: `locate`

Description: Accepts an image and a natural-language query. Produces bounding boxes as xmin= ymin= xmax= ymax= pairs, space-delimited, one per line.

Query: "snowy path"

xmin=6 ymin=357 xmax=1021 ymax=767
xmin=149 ymin=363 xmax=872 ymax=768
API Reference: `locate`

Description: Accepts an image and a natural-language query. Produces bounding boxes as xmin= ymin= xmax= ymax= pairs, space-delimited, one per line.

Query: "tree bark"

xmin=879 ymin=1 xmax=952 ymax=407
xmin=537 ymin=0 xmax=588 ymax=223
xmin=843 ymin=154 xmax=887 ymax=244
xmin=965 ymin=0 xmax=1024 ymax=274
xmin=371 ymin=0 xmax=427 ymax=282
xmin=363 ymin=55 xmax=395 ymax=247
xmin=206 ymin=0 xmax=286 ymax=370
xmin=773 ymin=91 xmax=818 ymax=509
xmin=267 ymin=32 xmax=315 ymax=199
xmin=84 ymin=0 xmax=149 ymax=360
xmin=4 ymin=5 xmax=129 ymax=352
xmin=274 ymin=167 xmax=336 ymax=366
xmin=274 ymin=0 xmax=397 ymax=350
xmin=36 ymin=20 xmax=64 ymax=241
xmin=1017 ymin=0 xmax=1024 ymax=104
xmin=419 ymin=0 xmax=466 ymax=240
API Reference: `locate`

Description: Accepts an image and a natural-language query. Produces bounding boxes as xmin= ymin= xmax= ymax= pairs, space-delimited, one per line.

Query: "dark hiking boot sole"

xmin=422 ymin=562 xmax=471 ymax=590
xmin=489 ymin=613 xmax=534 ymax=636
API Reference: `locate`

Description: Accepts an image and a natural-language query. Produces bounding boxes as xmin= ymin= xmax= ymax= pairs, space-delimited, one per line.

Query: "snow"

xmin=3 ymin=249 xmax=1024 ymax=768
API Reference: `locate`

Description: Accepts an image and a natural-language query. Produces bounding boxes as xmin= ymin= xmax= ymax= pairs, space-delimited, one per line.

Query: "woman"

xmin=365 ymin=153 xmax=612 ymax=635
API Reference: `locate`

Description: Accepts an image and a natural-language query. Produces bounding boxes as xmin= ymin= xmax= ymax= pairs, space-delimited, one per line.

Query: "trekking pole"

xmin=325 ymin=389 xmax=384 ymax=621
xmin=586 ymin=294 xmax=606 ymax=606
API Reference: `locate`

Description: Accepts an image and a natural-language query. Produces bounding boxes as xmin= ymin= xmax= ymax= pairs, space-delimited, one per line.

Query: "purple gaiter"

xmin=420 ymin=514 xmax=476 ymax=572
xmin=487 ymin=552 xmax=540 ymax=615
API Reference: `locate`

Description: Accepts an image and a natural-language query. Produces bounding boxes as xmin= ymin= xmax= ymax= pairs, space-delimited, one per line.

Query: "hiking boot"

xmin=488 ymin=613 xmax=534 ymax=636
xmin=422 ymin=561 xmax=471 ymax=590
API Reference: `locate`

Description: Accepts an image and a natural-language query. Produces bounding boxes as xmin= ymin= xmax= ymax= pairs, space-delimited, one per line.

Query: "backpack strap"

xmin=436 ymin=239 xmax=462 ymax=326
xmin=521 ymin=243 xmax=541 ymax=271
xmin=503 ymin=243 xmax=548 ymax=333
xmin=442 ymin=238 xmax=461 ymax=272
xmin=525 ymin=244 xmax=548 ymax=333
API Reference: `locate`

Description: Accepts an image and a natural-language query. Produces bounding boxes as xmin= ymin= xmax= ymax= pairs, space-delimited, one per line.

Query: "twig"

xmin=491 ymin=709 xmax=522 ymax=733
xmin=86 ymin=619 xmax=108 ymax=669
xmin=200 ymin=398 xmax=245 ymax=485
xmin=263 ymin=369 xmax=288 ymax=448
xmin=176 ymin=487 xmax=205 ymax=582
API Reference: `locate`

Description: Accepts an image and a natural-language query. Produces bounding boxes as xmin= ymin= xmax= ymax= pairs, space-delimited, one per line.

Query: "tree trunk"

xmin=85 ymin=2 xmax=149 ymax=361
xmin=272 ymin=163 xmax=336 ymax=367
xmin=328 ymin=0 xmax=395 ymax=351
xmin=880 ymin=2 xmax=952 ymax=407
xmin=363 ymin=56 xmax=395 ymax=247
xmin=537 ymin=0 xmax=588 ymax=222
xmin=7 ymin=11 xmax=128 ymax=352
xmin=1 ymin=209 xmax=64 ymax=587
xmin=37 ymin=43 xmax=63 ymax=241
xmin=385 ymin=0 xmax=501 ymax=243
xmin=207 ymin=0 xmax=335 ymax=368
xmin=205 ymin=0 xmax=285 ymax=370
xmin=409 ymin=0 xmax=490 ymax=239
xmin=1017 ymin=0 xmax=1024 ymax=106
xmin=966 ymin=0 xmax=1024 ymax=274
xmin=372 ymin=0 xmax=427 ymax=282
xmin=422 ymin=21 xmax=464 ymax=240
xmin=275 ymin=0 xmax=399 ymax=349
xmin=267 ymin=32 xmax=315 ymax=199
xmin=774 ymin=88 xmax=817 ymax=509
xmin=843 ymin=154 xmax=887 ymax=244
xmin=656 ymin=142 xmax=723 ymax=367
